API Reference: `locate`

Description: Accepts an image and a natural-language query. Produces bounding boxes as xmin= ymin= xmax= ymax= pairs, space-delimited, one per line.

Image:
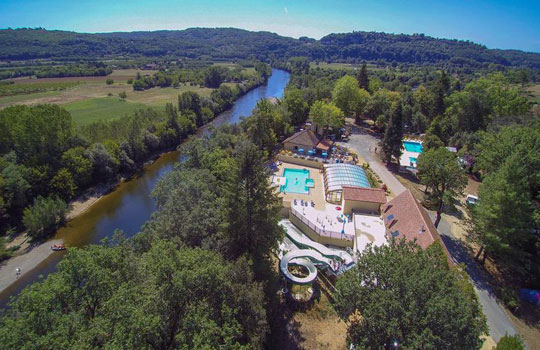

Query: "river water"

xmin=0 ymin=69 xmax=290 ymax=307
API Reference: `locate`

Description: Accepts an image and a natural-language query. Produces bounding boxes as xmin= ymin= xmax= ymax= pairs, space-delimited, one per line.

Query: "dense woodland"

xmin=1 ymin=28 xmax=540 ymax=74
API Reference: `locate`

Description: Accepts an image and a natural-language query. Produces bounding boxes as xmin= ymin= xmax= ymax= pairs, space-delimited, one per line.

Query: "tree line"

xmin=1 ymin=28 xmax=539 ymax=73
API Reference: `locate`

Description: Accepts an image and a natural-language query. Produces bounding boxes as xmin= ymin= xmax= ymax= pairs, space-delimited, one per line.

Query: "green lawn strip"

xmin=63 ymin=97 xmax=155 ymax=126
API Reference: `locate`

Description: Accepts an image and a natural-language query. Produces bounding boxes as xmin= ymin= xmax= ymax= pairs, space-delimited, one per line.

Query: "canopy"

xmin=323 ymin=163 xmax=370 ymax=192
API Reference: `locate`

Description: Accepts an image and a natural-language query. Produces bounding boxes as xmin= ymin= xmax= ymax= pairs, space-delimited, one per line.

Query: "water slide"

xmin=280 ymin=220 xmax=354 ymax=265
xmin=278 ymin=219 xmax=355 ymax=284
xmin=279 ymin=250 xmax=332 ymax=285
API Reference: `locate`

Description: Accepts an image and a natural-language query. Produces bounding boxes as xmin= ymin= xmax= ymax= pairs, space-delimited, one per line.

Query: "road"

xmin=435 ymin=215 xmax=517 ymax=343
xmin=343 ymin=121 xmax=518 ymax=344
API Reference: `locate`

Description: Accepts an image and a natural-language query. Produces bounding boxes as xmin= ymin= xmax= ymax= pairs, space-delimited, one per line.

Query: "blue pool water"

xmin=403 ymin=141 xmax=423 ymax=153
xmin=281 ymin=168 xmax=311 ymax=194
xmin=409 ymin=157 xmax=418 ymax=163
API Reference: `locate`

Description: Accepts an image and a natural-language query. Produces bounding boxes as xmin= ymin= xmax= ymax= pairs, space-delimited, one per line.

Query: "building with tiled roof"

xmin=282 ymin=129 xmax=320 ymax=152
xmin=381 ymin=190 xmax=451 ymax=260
xmin=342 ymin=186 xmax=387 ymax=215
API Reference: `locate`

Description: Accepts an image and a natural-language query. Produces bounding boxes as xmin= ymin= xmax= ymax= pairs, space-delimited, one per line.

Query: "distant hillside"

xmin=1 ymin=27 xmax=539 ymax=70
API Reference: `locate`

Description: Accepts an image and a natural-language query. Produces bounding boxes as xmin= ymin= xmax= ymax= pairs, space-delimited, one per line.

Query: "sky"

xmin=1 ymin=0 xmax=539 ymax=52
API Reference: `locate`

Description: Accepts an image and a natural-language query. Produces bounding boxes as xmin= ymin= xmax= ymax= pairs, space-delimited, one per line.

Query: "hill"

xmin=0 ymin=27 xmax=539 ymax=71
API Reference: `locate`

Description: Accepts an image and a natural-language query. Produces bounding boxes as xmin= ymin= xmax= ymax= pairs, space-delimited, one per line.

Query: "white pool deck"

xmin=290 ymin=201 xmax=356 ymax=238
xmin=399 ymin=140 xmax=423 ymax=168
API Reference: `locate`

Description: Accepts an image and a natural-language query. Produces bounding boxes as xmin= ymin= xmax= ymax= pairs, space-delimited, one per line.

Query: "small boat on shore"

xmin=51 ymin=244 xmax=66 ymax=251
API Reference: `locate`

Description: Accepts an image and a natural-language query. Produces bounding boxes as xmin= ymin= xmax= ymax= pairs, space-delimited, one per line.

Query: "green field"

xmin=63 ymin=97 xmax=153 ymax=125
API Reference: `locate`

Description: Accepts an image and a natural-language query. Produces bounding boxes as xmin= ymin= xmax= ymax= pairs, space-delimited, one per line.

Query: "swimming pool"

xmin=281 ymin=168 xmax=312 ymax=194
xmin=403 ymin=141 xmax=423 ymax=153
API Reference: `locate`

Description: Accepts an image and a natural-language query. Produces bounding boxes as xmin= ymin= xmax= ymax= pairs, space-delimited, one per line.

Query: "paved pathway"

xmin=435 ymin=214 xmax=517 ymax=343
xmin=343 ymin=121 xmax=518 ymax=344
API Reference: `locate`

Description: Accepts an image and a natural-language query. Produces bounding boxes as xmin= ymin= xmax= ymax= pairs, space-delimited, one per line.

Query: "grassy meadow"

xmin=63 ymin=97 xmax=153 ymax=125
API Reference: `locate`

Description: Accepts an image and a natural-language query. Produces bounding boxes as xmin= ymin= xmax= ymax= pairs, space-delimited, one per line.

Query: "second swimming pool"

xmin=403 ymin=141 xmax=423 ymax=153
xmin=281 ymin=168 xmax=313 ymax=194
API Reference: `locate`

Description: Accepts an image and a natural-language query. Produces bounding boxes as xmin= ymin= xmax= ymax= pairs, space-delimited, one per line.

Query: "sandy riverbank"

xmin=65 ymin=182 xmax=116 ymax=220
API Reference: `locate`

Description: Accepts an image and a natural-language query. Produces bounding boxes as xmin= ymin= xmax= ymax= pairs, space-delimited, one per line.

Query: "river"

xmin=0 ymin=69 xmax=290 ymax=308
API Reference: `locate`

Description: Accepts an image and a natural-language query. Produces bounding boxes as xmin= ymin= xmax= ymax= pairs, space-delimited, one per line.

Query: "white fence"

xmin=290 ymin=207 xmax=354 ymax=242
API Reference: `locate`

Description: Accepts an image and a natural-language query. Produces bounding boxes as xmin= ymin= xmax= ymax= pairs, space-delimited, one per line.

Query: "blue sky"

xmin=1 ymin=0 xmax=539 ymax=52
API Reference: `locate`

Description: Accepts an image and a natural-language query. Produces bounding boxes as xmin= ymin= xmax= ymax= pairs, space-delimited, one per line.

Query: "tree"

xmin=364 ymin=89 xmax=401 ymax=122
xmin=334 ymin=240 xmax=487 ymax=350
xmin=61 ymin=147 xmax=93 ymax=188
xmin=245 ymin=100 xmax=279 ymax=155
xmin=23 ymin=195 xmax=68 ymax=238
xmin=0 ymin=104 xmax=74 ymax=168
xmin=118 ymin=90 xmax=127 ymax=100
xmin=223 ymin=141 xmax=283 ymax=262
xmin=106 ymin=78 xmax=113 ymax=85
xmin=332 ymin=75 xmax=364 ymax=117
xmin=178 ymin=91 xmax=202 ymax=126
xmin=204 ymin=65 xmax=228 ymax=88
xmin=356 ymin=63 xmax=369 ymax=91
xmin=85 ymin=143 xmax=118 ymax=180
xmin=50 ymin=168 xmax=77 ymax=200
xmin=469 ymin=154 xmax=537 ymax=272
xmin=381 ymin=103 xmax=403 ymax=164
xmin=495 ymin=335 xmax=525 ymax=350
xmin=417 ymin=147 xmax=467 ymax=227
xmin=283 ymin=86 xmax=309 ymax=125
xmin=310 ymin=100 xmax=345 ymax=135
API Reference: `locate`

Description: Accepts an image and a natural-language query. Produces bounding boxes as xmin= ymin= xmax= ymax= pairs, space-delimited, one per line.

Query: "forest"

xmin=1 ymin=27 xmax=540 ymax=73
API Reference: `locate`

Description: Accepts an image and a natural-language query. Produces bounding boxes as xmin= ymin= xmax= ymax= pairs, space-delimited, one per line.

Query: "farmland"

xmin=0 ymin=69 xmax=216 ymax=123
xmin=0 ymin=81 xmax=79 ymax=96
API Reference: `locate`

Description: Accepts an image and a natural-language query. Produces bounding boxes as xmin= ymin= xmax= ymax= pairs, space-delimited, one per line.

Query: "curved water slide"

xmin=279 ymin=220 xmax=355 ymax=284
xmin=280 ymin=250 xmax=332 ymax=284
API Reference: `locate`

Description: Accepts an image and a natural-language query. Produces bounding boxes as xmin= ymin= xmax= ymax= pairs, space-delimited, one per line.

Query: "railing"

xmin=291 ymin=207 xmax=354 ymax=242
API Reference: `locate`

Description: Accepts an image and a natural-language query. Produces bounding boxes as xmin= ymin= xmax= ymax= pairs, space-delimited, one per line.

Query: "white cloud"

xmin=284 ymin=7 xmax=288 ymax=14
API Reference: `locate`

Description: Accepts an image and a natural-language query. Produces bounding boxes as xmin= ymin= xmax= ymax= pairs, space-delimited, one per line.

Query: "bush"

xmin=499 ymin=287 xmax=520 ymax=311
xmin=495 ymin=334 xmax=525 ymax=350
xmin=127 ymin=79 xmax=133 ymax=84
xmin=106 ymin=78 xmax=114 ymax=85
xmin=23 ymin=196 xmax=68 ymax=239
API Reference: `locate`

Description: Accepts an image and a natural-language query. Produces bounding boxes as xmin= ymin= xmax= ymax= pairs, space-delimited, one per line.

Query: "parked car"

xmin=465 ymin=194 xmax=479 ymax=207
